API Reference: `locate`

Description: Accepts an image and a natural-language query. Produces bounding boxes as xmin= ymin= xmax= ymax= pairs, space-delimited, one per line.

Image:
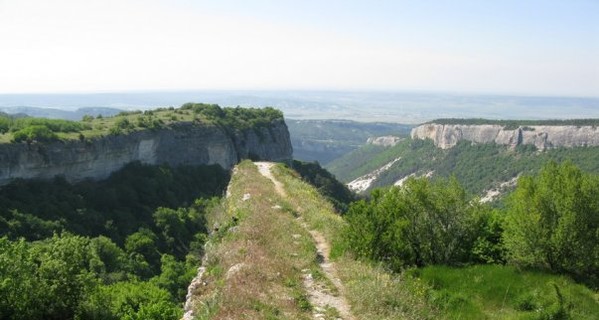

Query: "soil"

xmin=255 ymin=162 xmax=354 ymax=320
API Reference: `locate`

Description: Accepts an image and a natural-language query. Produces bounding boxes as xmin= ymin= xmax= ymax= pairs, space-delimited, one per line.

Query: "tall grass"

xmin=415 ymin=264 xmax=599 ymax=319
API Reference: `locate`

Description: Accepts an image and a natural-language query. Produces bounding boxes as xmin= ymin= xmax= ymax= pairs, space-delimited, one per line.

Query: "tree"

xmin=76 ymin=281 xmax=180 ymax=320
xmin=503 ymin=162 xmax=599 ymax=285
xmin=344 ymin=177 xmax=486 ymax=269
xmin=12 ymin=125 xmax=58 ymax=142
xmin=125 ymin=228 xmax=161 ymax=278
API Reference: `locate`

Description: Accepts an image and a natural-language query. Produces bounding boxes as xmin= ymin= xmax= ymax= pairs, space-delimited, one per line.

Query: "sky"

xmin=0 ymin=0 xmax=597 ymax=96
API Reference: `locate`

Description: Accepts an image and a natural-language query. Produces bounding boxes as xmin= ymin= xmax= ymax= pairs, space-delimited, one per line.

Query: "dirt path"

xmin=255 ymin=162 xmax=354 ymax=320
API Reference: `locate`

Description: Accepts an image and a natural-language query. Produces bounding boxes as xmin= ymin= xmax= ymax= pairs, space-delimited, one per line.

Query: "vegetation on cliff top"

xmin=0 ymin=103 xmax=284 ymax=144
xmin=426 ymin=118 xmax=599 ymax=128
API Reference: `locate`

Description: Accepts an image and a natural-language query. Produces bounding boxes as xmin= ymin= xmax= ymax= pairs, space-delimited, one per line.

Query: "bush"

xmin=503 ymin=162 xmax=599 ymax=287
xmin=12 ymin=125 xmax=58 ymax=142
xmin=344 ymin=177 xmax=488 ymax=269
xmin=76 ymin=281 xmax=180 ymax=320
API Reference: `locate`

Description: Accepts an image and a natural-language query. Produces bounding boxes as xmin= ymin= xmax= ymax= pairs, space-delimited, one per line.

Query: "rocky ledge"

xmin=411 ymin=123 xmax=599 ymax=150
xmin=0 ymin=120 xmax=292 ymax=186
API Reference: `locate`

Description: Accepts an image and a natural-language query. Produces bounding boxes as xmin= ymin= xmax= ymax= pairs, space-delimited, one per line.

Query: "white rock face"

xmin=367 ymin=135 xmax=402 ymax=147
xmin=411 ymin=124 xmax=599 ymax=150
xmin=347 ymin=157 xmax=401 ymax=193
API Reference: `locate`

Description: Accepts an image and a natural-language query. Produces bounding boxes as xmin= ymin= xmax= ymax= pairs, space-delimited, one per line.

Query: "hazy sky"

xmin=0 ymin=0 xmax=597 ymax=96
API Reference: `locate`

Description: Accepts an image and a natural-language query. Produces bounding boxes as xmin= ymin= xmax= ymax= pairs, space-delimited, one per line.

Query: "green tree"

xmin=503 ymin=162 xmax=599 ymax=285
xmin=125 ymin=228 xmax=160 ymax=278
xmin=151 ymin=254 xmax=196 ymax=301
xmin=344 ymin=177 xmax=486 ymax=269
xmin=12 ymin=125 xmax=58 ymax=142
xmin=0 ymin=238 xmax=44 ymax=320
xmin=76 ymin=281 xmax=180 ymax=320
xmin=32 ymin=233 xmax=99 ymax=319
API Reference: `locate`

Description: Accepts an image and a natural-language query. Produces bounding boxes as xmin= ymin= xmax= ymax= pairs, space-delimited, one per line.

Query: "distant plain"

xmin=1 ymin=91 xmax=598 ymax=124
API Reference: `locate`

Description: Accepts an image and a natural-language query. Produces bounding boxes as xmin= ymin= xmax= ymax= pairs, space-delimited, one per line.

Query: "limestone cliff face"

xmin=411 ymin=123 xmax=599 ymax=149
xmin=0 ymin=120 xmax=292 ymax=186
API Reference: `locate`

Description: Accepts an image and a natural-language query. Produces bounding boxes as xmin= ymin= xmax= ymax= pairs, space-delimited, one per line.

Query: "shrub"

xmin=503 ymin=162 xmax=599 ymax=287
xmin=12 ymin=125 xmax=58 ymax=142
xmin=344 ymin=177 xmax=488 ymax=269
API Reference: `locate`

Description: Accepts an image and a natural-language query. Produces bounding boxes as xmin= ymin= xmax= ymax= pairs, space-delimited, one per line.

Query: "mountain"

xmin=327 ymin=119 xmax=599 ymax=200
xmin=286 ymin=119 xmax=411 ymax=165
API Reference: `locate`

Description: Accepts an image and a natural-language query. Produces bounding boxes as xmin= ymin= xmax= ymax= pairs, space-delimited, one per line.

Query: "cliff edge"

xmin=411 ymin=122 xmax=599 ymax=149
xmin=0 ymin=118 xmax=292 ymax=186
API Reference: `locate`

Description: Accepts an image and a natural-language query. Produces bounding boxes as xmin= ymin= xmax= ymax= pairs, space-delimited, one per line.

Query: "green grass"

xmin=413 ymin=264 xmax=599 ymax=320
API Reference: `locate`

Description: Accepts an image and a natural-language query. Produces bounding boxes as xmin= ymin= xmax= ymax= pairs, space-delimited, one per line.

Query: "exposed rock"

xmin=226 ymin=263 xmax=246 ymax=280
xmin=0 ymin=120 xmax=293 ymax=186
xmin=182 ymin=266 xmax=207 ymax=320
xmin=347 ymin=157 xmax=401 ymax=193
xmin=411 ymin=123 xmax=599 ymax=150
xmin=367 ymin=135 xmax=402 ymax=147
xmin=394 ymin=170 xmax=434 ymax=187
xmin=481 ymin=176 xmax=519 ymax=203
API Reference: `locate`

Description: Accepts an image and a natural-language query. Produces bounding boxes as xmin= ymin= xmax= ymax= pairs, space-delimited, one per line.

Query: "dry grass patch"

xmin=189 ymin=161 xmax=319 ymax=320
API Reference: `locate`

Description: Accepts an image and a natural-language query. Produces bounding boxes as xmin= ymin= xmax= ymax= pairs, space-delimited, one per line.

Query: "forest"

xmin=0 ymin=162 xmax=230 ymax=320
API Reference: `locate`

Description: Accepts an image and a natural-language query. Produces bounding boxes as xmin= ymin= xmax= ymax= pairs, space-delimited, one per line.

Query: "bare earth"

xmin=255 ymin=162 xmax=354 ymax=320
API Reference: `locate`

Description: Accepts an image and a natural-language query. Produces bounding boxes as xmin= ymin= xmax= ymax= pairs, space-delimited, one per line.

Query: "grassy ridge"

xmin=189 ymin=161 xmax=316 ymax=319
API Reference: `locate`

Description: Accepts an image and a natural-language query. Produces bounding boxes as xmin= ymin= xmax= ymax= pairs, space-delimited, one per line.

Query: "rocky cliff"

xmin=411 ymin=123 xmax=599 ymax=150
xmin=0 ymin=120 xmax=292 ymax=186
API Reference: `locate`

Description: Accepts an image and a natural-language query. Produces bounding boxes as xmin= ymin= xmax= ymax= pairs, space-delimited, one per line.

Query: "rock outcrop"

xmin=411 ymin=123 xmax=599 ymax=150
xmin=0 ymin=120 xmax=292 ymax=186
xmin=367 ymin=135 xmax=402 ymax=147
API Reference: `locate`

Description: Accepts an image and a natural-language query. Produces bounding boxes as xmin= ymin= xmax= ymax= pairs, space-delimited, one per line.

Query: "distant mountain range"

xmin=0 ymin=106 xmax=123 ymax=121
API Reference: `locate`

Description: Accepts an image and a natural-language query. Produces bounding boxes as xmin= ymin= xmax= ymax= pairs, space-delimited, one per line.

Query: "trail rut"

xmin=255 ymin=162 xmax=354 ymax=320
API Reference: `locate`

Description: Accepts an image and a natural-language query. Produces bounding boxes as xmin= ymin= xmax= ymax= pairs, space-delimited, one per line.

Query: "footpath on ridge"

xmin=255 ymin=162 xmax=354 ymax=320
xmin=182 ymin=160 xmax=355 ymax=320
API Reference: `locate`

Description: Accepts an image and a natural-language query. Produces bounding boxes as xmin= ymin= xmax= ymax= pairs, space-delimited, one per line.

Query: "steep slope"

xmin=412 ymin=121 xmax=599 ymax=150
xmin=0 ymin=110 xmax=292 ymax=186
xmin=327 ymin=137 xmax=599 ymax=197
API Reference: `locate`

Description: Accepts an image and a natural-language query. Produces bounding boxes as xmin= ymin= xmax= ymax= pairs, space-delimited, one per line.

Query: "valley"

xmin=3 ymin=1 xmax=598 ymax=318
xmin=327 ymin=121 xmax=599 ymax=200
xmin=1 ymin=105 xmax=599 ymax=319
